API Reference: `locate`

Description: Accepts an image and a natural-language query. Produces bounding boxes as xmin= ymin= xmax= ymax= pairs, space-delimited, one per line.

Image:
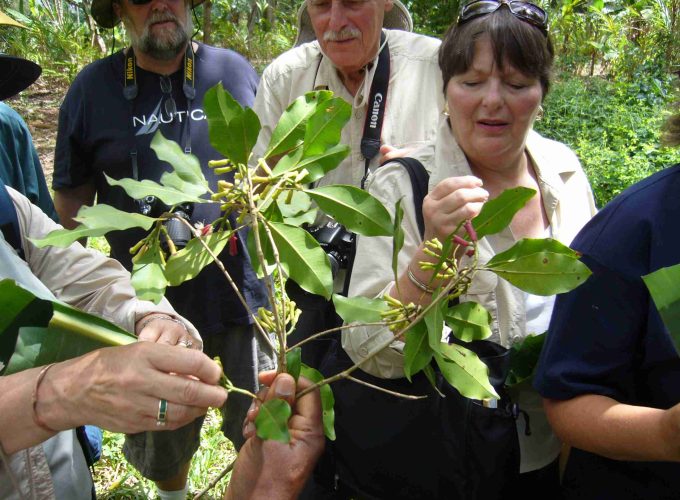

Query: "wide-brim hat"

xmin=0 ymin=54 xmax=41 ymax=100
xmin=294 ymin=0 xmax=413 ymax=47
xmin=0 ymin=10 xmax=26 ymax=28
xmin=91 ymin=0 xmax=206 ymax=29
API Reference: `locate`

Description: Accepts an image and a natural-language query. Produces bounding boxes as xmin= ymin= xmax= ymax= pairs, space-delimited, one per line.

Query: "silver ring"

xmin=156 ymin=398 xmax=168 ymax=427
xmin=177 ymin=339 xmax=193 ymax=348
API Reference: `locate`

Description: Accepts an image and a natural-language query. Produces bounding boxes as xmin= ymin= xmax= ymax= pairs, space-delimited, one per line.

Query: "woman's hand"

xmin=35 ymin=342 xmax=227 ymax=434
xmin=422 ymin=175 xmax=488 ymax=242
xmin=135 ymin=313 xmax=203 ymax=350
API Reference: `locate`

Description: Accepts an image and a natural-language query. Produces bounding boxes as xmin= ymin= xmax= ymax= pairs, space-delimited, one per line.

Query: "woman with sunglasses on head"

xmin=315 ymin=1 xmax=597 ymax=498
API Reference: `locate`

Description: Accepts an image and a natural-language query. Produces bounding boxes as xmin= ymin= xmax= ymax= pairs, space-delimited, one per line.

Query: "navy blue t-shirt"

xmin=535 ymin=164 xmax=680 ymax=498
xmin=53 ymin=43 xmax=267 ymax=334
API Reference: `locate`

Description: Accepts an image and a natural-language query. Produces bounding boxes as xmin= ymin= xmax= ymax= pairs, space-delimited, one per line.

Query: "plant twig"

xmin=175 ymin=216 xmax=276 ymax=353
xmin=192 ymin=458 xmax=235 ymax=499
xmin=345 ymin=375 xmax=427 ymax=400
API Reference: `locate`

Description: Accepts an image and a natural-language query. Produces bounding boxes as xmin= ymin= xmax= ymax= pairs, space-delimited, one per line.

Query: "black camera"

xmin=135 ymin=196 xmax=194 ymax=251
xmin=307 ymin=220 xmax=354 ymax=278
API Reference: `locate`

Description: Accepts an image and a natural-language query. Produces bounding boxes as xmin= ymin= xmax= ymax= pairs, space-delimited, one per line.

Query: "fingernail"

xmin=244 ymin=422 xmax=255 ymax=436
xmin=273 ymin=376 xmax=294 ymax=397
xmin=247 ymin=400 xmax=257 ymax=415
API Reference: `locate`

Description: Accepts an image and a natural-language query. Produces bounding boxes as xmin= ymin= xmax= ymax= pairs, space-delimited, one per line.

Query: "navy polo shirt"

xmin=535 ymin=163 xmax=680 ymax=498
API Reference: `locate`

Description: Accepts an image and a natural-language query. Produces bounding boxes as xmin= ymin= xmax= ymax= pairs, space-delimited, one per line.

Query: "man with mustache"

xmin=249 ymin=0 xmax=444 ymax=496
xmin=52 ymin=0 xmax=274 ymax=498
xmin=251 ymin=0 xmax=444 ymax=370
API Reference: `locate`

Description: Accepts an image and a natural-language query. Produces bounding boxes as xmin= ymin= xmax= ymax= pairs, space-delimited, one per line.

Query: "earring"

xmin=536 ymin=105 xmax=544 ymax=121
xmin=443 ymin=102 xmax=450 ymax=117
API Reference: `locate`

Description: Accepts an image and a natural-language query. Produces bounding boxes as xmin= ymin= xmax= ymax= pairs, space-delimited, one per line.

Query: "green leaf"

xmin=424 ymin=292 xmax=446 ymax=350
xmin=276 ymin=191 xmax=317 ymax=226
xmin=266 ymin=90 xmax=334 ymax=159
xmin=421 ymin=364 xmax=445 ymax=397
xmin=150 ymin=131 xmax=209 ymax=193
xmin=31 ymin=224 xmax=117 ymax=248
xmin=445 ymin=301 xmax=493 ymax=342
xmin=268 ymin=222 xmax=333 ymax=299
xmin=160 ymin=171 xmax=208 ymax=199
xmin=165 ymin=232 xmax=231 ymax=286
xmin=643 ymin=263 xmax=680 ymax=353
xmin=271 ymin=148 xmax=304 ymax=177
xmin=485 ymin=238 xmax=591 ymax=296
xmin=403 ymin=321 xmax=433 ymax=381
xmin=473 ymin=187 xmax=536 ymax=240
xmin=0 ymin=280 xmax=136 ymax=375
xmin=286 ymin=348 xmax=302 ymax=381
xmin=300 ymin=364 xmax=335 ymax=441
xmin=305 ymin=185 xmax=392 ymax=237
xmin=332 ymin=294 xmax=388 ymax=324
xmin=31 ymin=205 xmax=156 ymax=248
xmin=74 ymin=204 xmax=157 ymax=230
xmin=228 ymin=107 xmax=261 ymax=166
xmin=106 ymin=175 xmax=205 ymax=205
xmin=131 ymin=242 xmax=168 ymax=304
xmin=302 ymin=97 xmax=351 ymax=157
xmin=205 ymin=83 xmax=244 ymax=156
xmin=392 ymin=198 xmax=405 ymax=283
xmin=255 ymin=399 xmax=292 ymax=443
xmin=296 ymin=145 xmax=350 ymax=183
xmin=435 ymin=343 xmax=499 ymax=400
xmin=506 ymin=333 xmax=546 ymax=387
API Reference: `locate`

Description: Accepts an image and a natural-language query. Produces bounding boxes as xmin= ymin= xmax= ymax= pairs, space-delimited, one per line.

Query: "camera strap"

xmin=360 ymin=32 xmax=390 ymax=189
xmin=124 ymin=44 xmax=196 ymax=180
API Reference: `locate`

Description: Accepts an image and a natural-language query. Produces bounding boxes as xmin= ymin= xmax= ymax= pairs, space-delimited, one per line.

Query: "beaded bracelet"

xmin=407 ymin=266 xmax=435 ymax=294
xmin=32 ymin=363 xmax=58 ymax=433
xmin=137 ymin=314 xmax=189 ymax=333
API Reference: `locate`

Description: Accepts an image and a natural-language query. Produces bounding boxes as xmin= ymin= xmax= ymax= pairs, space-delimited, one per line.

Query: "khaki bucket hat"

xmin=91 ymin=0 xmax=206 ymax=29
xmin=0 ymin=10 xmax=41 ymax=100
xmin=294 ymin=0 xmax=413 ymax=47
xmin=0 ymin=10 xmax=26 ymax=28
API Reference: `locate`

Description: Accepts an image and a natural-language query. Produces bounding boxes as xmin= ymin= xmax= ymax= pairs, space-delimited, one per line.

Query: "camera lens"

xmin=163 ymin=216 xmax=192 ymax=250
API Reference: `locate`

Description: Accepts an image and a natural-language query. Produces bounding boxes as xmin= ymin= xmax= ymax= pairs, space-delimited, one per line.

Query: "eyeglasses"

xmin=160 ymin=75 xmax=177 ymax=116
xmin=458 ymin=0 xmax=548 ymax=33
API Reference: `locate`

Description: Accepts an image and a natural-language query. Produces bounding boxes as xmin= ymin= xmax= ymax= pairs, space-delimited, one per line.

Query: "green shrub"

xmin=536 ymin=73 xmax=680 ymax=207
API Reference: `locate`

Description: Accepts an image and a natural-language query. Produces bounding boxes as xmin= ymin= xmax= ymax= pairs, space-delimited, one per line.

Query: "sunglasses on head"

xmin=458 ymin=0 xmax=548 ymax=33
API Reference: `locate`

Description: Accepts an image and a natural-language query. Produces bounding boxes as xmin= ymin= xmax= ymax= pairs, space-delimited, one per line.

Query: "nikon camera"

xmin=306 ymin=220 xmax=354 ymax=279
xmin=136 ymin=195 xmax=194 ymax=251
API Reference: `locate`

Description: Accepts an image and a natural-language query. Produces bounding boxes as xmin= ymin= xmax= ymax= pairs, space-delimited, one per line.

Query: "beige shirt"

xmin=343 ymin=116 xmax=597 ymax=472
xmin=0 ymin=188 xmax=199 ymax=499
xmin=252 ymin=29 xmax=445 ymax=188
xmin=7 ymin=186 xmax=198 ymax=336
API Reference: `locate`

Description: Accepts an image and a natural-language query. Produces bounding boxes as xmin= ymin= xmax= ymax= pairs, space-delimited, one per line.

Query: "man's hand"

xmin=226 ymin=372 xmax=325 ymax=500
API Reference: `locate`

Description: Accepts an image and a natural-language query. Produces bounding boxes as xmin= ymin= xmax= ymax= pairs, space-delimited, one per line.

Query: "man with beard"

xmin=52 ymin=0 xmax=274 ymax=498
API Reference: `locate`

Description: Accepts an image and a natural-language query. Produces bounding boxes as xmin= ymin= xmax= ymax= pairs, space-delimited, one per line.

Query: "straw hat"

xmin=91 ymin=0 xmax=206 ymax=29
xmin=294 ymin=0 xmax=413 ymax=47
xmin=0 ymin=10 xmax=26 ymax=28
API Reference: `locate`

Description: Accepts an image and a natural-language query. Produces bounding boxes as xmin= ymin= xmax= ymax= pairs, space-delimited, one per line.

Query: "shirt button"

xmin=512 ymin=334 xmax=522 ymax=344
xmin=354 ymin=108 xmax=364 ymax=119
xmin=359 ymin=347 xmax=369 ymax=357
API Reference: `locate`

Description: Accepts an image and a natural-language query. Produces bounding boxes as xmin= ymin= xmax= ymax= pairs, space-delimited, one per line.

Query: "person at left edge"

xmin=51 ymin=0 xmax=274 ymax=498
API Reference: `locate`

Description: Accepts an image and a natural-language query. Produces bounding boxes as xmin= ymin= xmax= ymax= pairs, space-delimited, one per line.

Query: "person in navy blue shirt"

xmin=52 ymin=0 xmax=272 ymax=497
xmin=535 ymin=106 xmax=680 ymax=499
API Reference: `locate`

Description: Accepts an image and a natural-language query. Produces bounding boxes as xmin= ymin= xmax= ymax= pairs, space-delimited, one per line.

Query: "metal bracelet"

xmin=138 ymin=314 xmax=189 ymax=334
xmin=406 ymin=266 xmax=435 ymax=294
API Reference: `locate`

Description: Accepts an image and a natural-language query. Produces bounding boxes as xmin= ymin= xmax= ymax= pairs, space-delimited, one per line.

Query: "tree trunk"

xmin=203 ymin=0 xmax=212 ymax=45
xmin=266 ymin=0 xmax=276 ymax=26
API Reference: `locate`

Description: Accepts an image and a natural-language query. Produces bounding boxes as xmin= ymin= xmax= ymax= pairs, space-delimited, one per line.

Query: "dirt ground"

xmin=7 ymin=74 xmax=68 ymax=187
